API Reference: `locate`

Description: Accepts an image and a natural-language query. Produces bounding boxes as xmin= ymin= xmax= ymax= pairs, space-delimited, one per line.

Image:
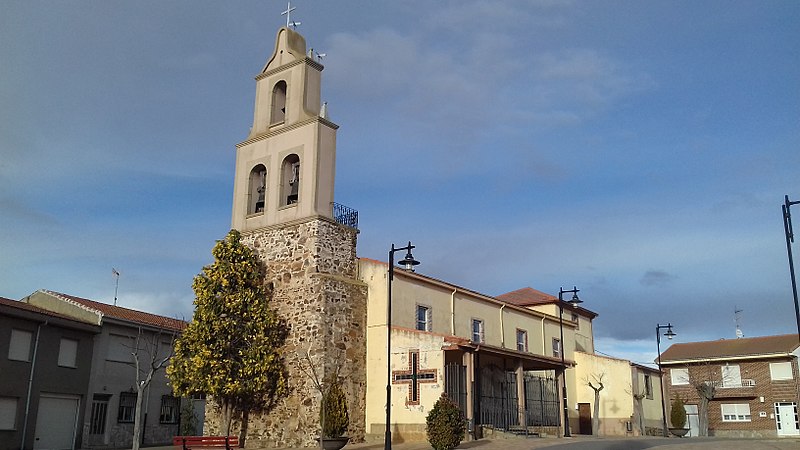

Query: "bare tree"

xmin=585 ymin=373 xmax=605 ymax=436
xmin=127 ymin=327 xmax=176 ymax=450
xmin=625 ymin=384 xmax=647 ymax=436
xmin=671 ymin=363 xmax=731 ymax=437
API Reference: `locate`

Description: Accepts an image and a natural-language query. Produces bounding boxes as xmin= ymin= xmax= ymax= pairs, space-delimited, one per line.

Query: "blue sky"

xmin=1 ymin=0 xmax=798 ymax=366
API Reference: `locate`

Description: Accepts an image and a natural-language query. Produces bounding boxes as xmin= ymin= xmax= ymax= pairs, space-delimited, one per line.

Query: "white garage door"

xmin=34 ymin=395 xmax=79 ymax=450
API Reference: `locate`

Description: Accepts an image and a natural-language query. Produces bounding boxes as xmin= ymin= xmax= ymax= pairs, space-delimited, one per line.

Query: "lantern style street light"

xmin=655 ymin=323 xmax=676 ymax=436
xmin=385 ymin=242 xmax=419 ymax=450
xmin=557 ymin=286 xmax=583 ymax=437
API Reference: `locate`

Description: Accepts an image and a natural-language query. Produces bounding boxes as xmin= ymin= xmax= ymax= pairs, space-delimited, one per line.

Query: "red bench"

xmin=172 ymin=436 xmax=239 ymax=450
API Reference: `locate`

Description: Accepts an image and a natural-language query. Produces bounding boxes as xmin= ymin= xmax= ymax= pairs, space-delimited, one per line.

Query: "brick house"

xmin=659 ymin=334 xmax=800 ymax=438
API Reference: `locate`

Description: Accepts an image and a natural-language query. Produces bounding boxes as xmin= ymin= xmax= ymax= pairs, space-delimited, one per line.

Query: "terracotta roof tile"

xmin=496 ymin=287 xmax=558 ymax=306
xmin=660 ymin=334 xmax=800 ymax=363
xmin=42 ymin=290 xmax=186 ymax=332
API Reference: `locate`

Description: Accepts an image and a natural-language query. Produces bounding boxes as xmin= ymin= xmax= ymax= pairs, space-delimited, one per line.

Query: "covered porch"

xmin=442 ymin=339 xmax=571 ymax=438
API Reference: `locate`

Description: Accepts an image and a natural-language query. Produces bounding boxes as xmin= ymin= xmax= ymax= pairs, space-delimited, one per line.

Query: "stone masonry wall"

xmin=204 ymin=217 xmax=367 ymax=447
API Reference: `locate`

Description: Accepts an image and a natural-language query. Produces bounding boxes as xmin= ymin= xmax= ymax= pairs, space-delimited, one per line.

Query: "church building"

xmin=223 ymin=25 xmax=603 ymax=447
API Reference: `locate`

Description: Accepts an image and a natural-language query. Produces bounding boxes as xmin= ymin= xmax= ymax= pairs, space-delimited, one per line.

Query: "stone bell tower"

xmin=227 ymin=27 xmax=367 ymax=447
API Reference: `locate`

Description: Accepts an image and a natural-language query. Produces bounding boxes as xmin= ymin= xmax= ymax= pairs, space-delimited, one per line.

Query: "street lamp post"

xmin=655 ymin=323 xmax=676 ymax=436
xmin=557 ymin=286 xmax=583 ymax=438
xmin=385 ymin=242 xmax=419 ymax=450
xmin=782 ymin=195 xmax=800 ymax=339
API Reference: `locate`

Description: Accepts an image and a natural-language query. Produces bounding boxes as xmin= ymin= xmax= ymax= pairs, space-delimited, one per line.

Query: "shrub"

xmin=670 ymin=395 xmax=687 ymax=429
xmin=321 ymin=380 xmax=349 ymax=438
xmin=426 ymin=393 xmax=467 ymax=450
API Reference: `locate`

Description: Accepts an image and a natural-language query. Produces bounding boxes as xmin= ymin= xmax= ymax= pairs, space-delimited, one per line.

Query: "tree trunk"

xmin=698 ymin=396 xmax=709 ymax=437
xmin=132 ymin=386 xmax=145 ymax=450
xmin=633 ymin=396 xmax=644 ymax=435
xmin=592 ymin=392 xmax=600 ymax=436
xmin=239 ymin=409 xmax=249 ymax=448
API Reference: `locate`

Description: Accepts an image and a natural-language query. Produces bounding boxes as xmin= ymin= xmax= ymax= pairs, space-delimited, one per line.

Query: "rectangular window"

xmin=90 ymin=394 xmax=110 ymax=435
xmin=0 ymin=397 xmax=17 ymax=430
xmin=117 ymin=392 xmax=137 ymax=423
xmin=721 ymin=403 xmax=751 ymax=422
xmin=517 ymin=329 xmax=528 ymax=352
xmin=416 ymin=305 xmax=431 ymax=332
xmin=644 ymin=374 xmax=653 ymax=399
xmin=552 ymin=337 xmax=561 ymax=358
xmin=159 ymin=395 xmax=180 ymax=424
xmin=770 ymin=362 xmax=793 ymax=381
xmin=8 ymin=329 xmax=32 ymax=362
xmin=571 ymin=313 xmax=580 ymax=330
xmin=58 ymin=338 xmax=79 ymax=368
xmin=670 ymin=368 xmax=689 ymax=385
xmin=471 ymin=319 xmax=484 ymax=343
xmin=721 ymin=364 xmax=742 ymax=387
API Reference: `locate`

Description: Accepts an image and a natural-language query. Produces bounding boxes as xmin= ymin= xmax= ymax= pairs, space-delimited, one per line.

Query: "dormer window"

xmin=247 ymin=165 xmax=267 ymax=214
xmin=270 ymin=81 xmax=287 ymax=125
xmin=281 ymin=154 xmax=300 ymax=206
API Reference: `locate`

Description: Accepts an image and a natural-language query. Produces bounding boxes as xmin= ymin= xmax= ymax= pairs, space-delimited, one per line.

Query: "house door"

xmin=34 ymin=395 xmax=80 ymax=450
xmin=684 ymin=404 xmax=699 ymax=437
xmin=775 ymin=402 xmax=800 ymax=436
xmin=578 ymin=403 xmax=592 ymax=435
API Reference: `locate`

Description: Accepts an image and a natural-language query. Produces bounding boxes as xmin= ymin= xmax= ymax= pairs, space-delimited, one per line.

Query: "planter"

xmin=319 ymin=436 xmax=350 ymax=450
xmin=669 ymin=428 xmax=689 ymax=437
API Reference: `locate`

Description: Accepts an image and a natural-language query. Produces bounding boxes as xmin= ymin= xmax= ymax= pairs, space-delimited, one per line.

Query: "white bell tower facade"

xmin=232 ymin=27 xmax=337 ymax=230
xmin=222 ymin=27 xmax=367 ymax=448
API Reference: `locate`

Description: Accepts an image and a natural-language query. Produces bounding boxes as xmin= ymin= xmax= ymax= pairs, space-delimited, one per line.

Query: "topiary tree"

xmin=320 ymin=379 xmax=349 ymax=438
xmin=167 ymin=229 xmax=289 ymax=446
xmin=670 ymin=395 xmax=687 ymax=429
xmin=426 ymin=393 xmax=467 ymax=450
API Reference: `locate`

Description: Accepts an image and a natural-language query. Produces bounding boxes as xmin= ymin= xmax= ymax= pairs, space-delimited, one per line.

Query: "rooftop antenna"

xmin=735 ymin=306 xmax=744 ymax=339
xmin=281 ymin=2 xmax=296 ymax=28
xmin=112 ymin=268 xmax=120 ymax=306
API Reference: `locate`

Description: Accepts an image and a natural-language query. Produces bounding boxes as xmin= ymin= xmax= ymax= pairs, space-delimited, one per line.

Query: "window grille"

xmin=117 ymin=392 xmax=136 ymax=423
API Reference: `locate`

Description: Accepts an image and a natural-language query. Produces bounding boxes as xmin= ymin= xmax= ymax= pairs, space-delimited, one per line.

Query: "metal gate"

xmin=444 ymin=363 xmax=468 ymax=417
xmin=524 ymin=375 xmax=559 ymax=427
xmin=479 ymin=365 xmax=519 ymax=429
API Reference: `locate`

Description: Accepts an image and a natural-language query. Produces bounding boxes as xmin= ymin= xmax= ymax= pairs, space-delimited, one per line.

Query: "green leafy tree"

xmin=670 ymin=394 xmax=687 ymax=429
xmin=426 ymin=393 xmax=466 ymax=450
xmin=320 ymin=379 xmax=349 ymax=438
xmin=167 ymin=230 xmax=289 ymax=445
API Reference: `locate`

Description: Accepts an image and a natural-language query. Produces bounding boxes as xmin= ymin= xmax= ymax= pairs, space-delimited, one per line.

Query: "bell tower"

xmin=222 ymin=26 xmax=367 ymax=448
xmin=231 ymin=26 xmax=337 ymax=231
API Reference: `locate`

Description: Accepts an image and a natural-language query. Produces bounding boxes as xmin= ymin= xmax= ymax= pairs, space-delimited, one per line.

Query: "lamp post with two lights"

xmin=385 ymin=242 xmax=420 ymax=450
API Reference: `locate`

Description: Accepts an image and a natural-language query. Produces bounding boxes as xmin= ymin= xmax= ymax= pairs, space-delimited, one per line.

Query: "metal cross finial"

xmin=281 ymin=2 xmax=296 ymax=28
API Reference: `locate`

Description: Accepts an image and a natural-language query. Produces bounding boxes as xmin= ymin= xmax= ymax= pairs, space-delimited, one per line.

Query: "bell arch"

xmin=281 ymin=154 xmax=300 ymax=206
xmin=270 ymin=80 xmax=287 ymax=125
xmin=247 ymin=164 xmax=267 ymax=214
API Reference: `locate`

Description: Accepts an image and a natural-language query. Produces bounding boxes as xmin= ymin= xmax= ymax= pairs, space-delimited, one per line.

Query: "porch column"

xmin=515 ymin=360 xmax=525 ymax=427
xmin=463 ymin=351 xmax=475 ymax=433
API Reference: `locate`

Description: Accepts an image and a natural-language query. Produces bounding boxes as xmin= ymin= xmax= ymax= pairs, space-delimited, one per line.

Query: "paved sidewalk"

xmin=140 ymin=436 xmax=799 ymax=450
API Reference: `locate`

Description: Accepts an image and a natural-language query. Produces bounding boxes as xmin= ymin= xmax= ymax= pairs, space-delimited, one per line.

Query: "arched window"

xmin=281 ymin=154 xmax=300 ymax=206
xmin=247 ymin=164 xmax=267 ymax=214
xmin=271 ymin=81 xmax=287 ymax=125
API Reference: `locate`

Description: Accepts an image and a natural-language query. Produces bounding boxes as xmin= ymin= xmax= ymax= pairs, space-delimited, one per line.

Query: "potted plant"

xmin=319 ymin=379 xmax=350 ymax=450
xmin=669 ymin=395 xmax=689 ymax=437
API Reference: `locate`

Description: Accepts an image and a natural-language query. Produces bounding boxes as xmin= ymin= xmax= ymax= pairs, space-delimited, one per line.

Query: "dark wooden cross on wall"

xmin=392 ymin=350 xmax=437 ymax=405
